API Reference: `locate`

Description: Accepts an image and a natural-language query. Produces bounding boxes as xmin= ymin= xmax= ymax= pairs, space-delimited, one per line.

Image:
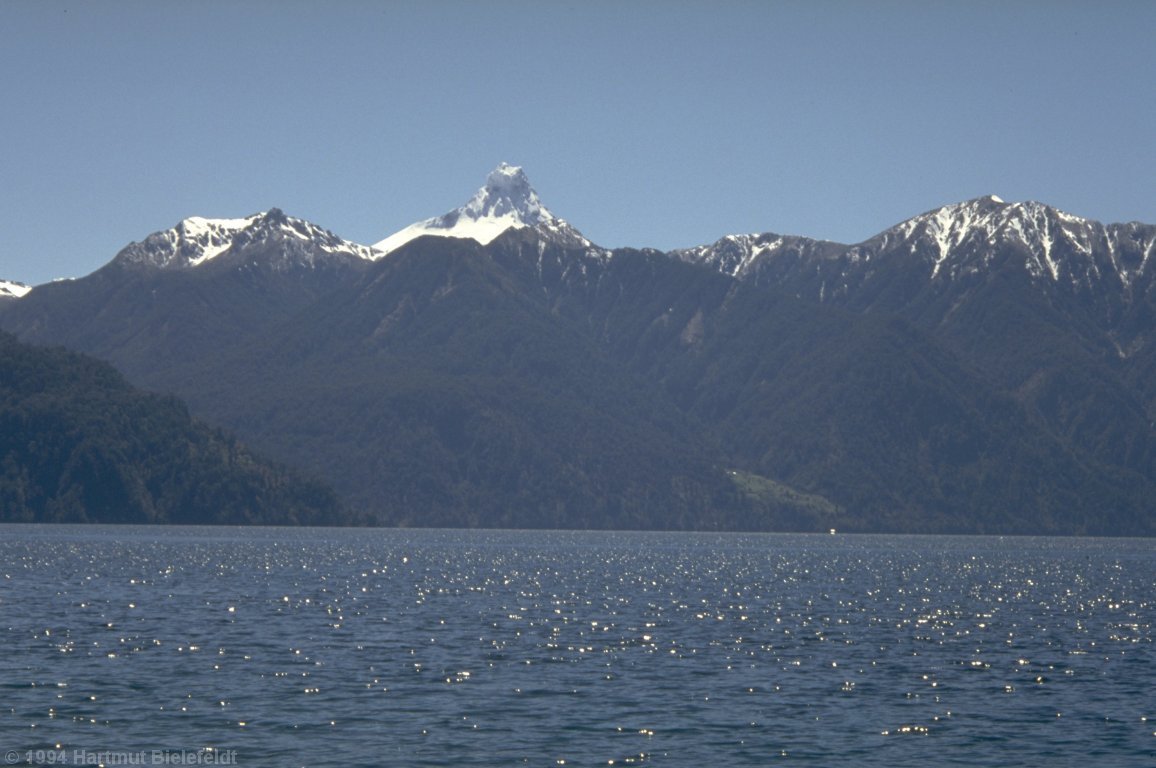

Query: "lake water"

xmin=0 ymin=526 xmax=1152 ymax=767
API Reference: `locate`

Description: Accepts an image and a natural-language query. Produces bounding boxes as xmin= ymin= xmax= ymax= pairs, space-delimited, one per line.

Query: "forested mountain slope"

xmin=0 ymin=332 xmax=349 ymax=525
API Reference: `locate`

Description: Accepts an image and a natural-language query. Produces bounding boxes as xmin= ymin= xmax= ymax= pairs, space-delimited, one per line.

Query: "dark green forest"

xmin=0 ymin=332 xmax=350 ymax=525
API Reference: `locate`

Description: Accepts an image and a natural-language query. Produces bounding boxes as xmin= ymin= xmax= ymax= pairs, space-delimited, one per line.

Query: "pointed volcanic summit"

xmin=374 ymin=163 xmax=593 ymax=255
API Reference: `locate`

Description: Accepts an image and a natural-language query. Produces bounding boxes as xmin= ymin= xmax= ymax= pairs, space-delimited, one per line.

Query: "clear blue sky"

xmin=3 ymin=0 xmax=1154 ymax=286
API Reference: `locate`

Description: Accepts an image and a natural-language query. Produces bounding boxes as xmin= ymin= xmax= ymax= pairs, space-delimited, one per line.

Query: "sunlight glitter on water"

xmin=0 ymin=527 xmax=1153 ymax=766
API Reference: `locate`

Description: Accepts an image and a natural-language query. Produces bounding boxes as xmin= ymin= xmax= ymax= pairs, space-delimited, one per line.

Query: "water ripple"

xmin=1 ymin=527 xmax=1152 ymax=766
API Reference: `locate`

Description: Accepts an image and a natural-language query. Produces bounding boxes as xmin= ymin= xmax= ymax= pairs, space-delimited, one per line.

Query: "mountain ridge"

xmin=675 ymin=195 xmax=1156 ymax=295
xmin=7 ymin=168 xmax=1152 ymax=299
xmin=112 ymin=207 xmax=382 ymax=271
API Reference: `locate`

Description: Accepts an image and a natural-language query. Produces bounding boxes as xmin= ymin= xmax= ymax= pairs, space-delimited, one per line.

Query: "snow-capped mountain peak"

xmin=463 ymin=162 xmax=546 ymax=221
xmin=114 ymin=209 xmax=381 ymax=270
xmin=373 ymin=163 xmax=593 ymax=255
xmin=881 ymin=196 xmax=1134 ymax=283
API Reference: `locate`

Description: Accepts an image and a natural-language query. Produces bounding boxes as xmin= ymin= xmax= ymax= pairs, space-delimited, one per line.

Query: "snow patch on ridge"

xmin=178 ymin=216 xmax=256 ymax=267
xmin=0 ymin=279 xmax=32 ymax=299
